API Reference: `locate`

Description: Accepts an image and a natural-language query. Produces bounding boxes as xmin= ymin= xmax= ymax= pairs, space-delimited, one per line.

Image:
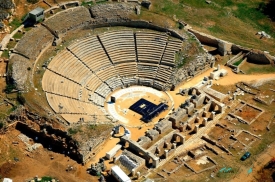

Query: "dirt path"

xmin=168 ymin=65 xmax=275 ymax=109
xmin=215 ymin=66 xmax=275 ymax=86
xmin=232 ymin=142 xmax=275 ymax=182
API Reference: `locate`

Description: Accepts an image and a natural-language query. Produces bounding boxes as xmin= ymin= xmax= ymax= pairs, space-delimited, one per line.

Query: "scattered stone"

xmin=256 ymin=31 xmax=271 ymax=39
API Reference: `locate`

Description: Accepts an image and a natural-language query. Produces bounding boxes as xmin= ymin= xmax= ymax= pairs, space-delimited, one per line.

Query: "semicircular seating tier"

xmin=42 ymin=30 xmax=182 ymax=124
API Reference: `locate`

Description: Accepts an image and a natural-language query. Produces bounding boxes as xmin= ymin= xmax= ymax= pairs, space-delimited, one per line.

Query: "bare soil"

xmin=0 ymin=127 xmax=98 ymax=182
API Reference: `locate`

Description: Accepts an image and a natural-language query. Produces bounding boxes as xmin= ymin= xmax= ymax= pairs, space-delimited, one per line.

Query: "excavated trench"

xmin=15 ymin=122 xmax=83 ymax=163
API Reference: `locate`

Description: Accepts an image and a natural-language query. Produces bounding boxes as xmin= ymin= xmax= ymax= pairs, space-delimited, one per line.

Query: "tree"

xmin=0 ymin=122 xmax=4 ymax=129
xmin=27 ymin=0 xmax=39 ymax=4
xmin=259 ymin=0 xmax=275 ymax=21
xmin=17 ymin=93 xmax=26 ymax=105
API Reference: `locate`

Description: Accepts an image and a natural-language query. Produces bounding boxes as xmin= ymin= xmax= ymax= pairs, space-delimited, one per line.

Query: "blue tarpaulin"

xmin=219 ymin=167 xmax=226 ymax=172
xmin=248 ymin=168 xmax=253 ymax=174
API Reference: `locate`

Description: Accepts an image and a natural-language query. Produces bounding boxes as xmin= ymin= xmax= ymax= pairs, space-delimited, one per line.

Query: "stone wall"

xmin=188 ymin=29 xmax=219 ymax=47
xmin=231 ymin=45 xmax=274 ymax=65
xmin=104 ymin=20 xmax=185 ymax=40
xmin=247 ymin=50 xmax=274 ymax=65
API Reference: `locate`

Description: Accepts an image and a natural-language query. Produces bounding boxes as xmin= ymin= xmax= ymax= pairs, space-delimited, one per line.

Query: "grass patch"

xmin=208 ymin=25 xmax=224 ymax=34
xmin=82 ymin=0 xmax=107 ymax=6
xmin=32 ymin=176 xmax=56 ymax=182
xmin=24 ymin=27 xmax=32 ymax=31
xmin=149 ymin=0 xmax=275 ymax=54
xmin=248 ymin=66 xmax=275 ymax=74
xmin=9 ymin=18 xmax=21 ymax=31
xmin=81 ymin=1 xmax=94 ymax=6
xmin=242 ymin=63 xmax=275 ymax=74
xmin=233 ymin=59 xmax=243 ymax=66
xmin=17 ymin=93 xmax=26 ymax=105
xmin=89 ymin=124 xmax=97 ymax=130
xmin=96 ymin=0 xmax=108 ymax=4
xmin=1 ymin=50 xmax=9 ymax=59
xmin=13 ymin=32 xmax=24 ymax=39
xmin=6 ymin=41 xmax=17 ymax=49
xmin=234 ymin=3 xmax=265 ymax=22
xmin=5 ymin=83 xmax=16 ymax=94
xmin=68 ymin=127 xmax=82 ymax=135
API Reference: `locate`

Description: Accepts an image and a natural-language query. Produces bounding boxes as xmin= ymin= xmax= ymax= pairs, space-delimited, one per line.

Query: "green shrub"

xmin=0 ymin=122 xmax=4 ymax=129
xmin=5 ymin=83 xmax=16 ymax=93
xmin=2 ymin=50 xmax=9 ymax=58
xmin=9 ymin=19 xmax=21 ymax=30
xmin=178 ymin=22 xmax=184 ymax=29
xmin=21 ymin=14 xmax=28 ymax=22
xmin=233 ymin=59 xmax=243 ymax=66
xmin=27 ymin=0 xmax=39 ymax=4
xmin=89 ymin=124 xmax=97 ymax=130
xmin=68 ymin=128 xmax=78 ymax=135
xmin=17 ymin=93 xmax=26 ymax=105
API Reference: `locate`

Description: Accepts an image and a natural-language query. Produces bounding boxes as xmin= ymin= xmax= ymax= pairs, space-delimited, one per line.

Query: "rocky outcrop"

xmin=0 ymin=0 xmax=14 ymax=29
xmin=9 ymin=54 xmax=32 ymax=91
xmin=0 ymin=0 xmax=14 ymax=9
xmin=173 ymin=53 xmax=215 ymax=86
xmin=0 ymin=11 xmax=9 ymax=22
xmin=89 ymin=2 xmax=136 ymax=19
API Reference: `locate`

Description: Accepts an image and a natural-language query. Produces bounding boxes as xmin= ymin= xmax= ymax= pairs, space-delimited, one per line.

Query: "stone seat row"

xmin=89 ymin=92 xmax=105 ymax=107
xmin=95 ymin=66 xmax=119 ymax=82
xmin=48 ymin=50 xmax=91 ymax=84
xmin=99 ymin=33 xmax=136 ymax=64
xmin=68 ymin=36 xmax=113 ymax=72
xmin=95 ymin=82 xmax=112 ymax=98
xmin=100 ymin=30 xmax=134 ymax=40
xmin=121 ymin=77 xmax=138 ymax=86
xmin=105 ymin=77 xmax=123 ymax=90
xmin=46 ymin=93 xmax=95 ymax=114
xmin=135 ymin=31 xmax=168 ymax=42
xmin=79 ymin=88 xmax=90 ymax=103
xmin=83 ymin=74 xmax=103 ymax=92
xmin=160 ymin=39 xmax=182 ymax=66
xmin=115 ymin=62 xmax=137 ymax=77
xmin=42 ymin=70 xmax=81 ymax=99
xmin=155 ymin=65 xmax=173 ymax=82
